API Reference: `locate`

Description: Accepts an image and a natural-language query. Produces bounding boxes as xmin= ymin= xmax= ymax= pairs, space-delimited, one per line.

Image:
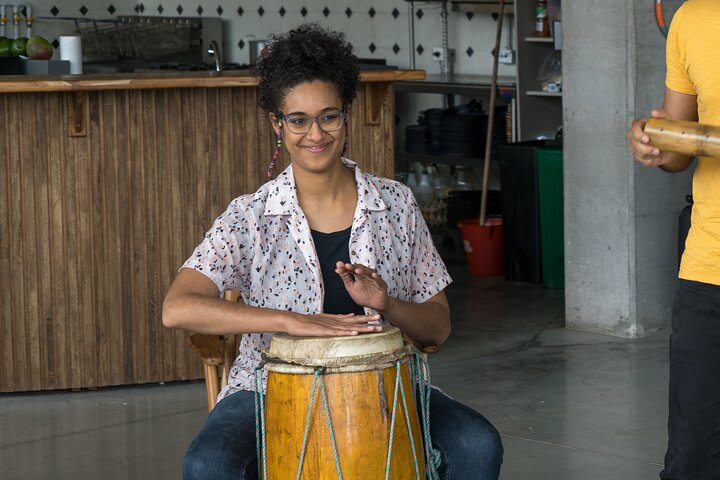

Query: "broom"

xmin=479 ymin=0 xmax=507 ymax=226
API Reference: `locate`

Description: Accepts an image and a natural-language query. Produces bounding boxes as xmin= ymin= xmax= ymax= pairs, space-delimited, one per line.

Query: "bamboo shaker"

xmin=644 ymin=117 xmax=720 ymax=159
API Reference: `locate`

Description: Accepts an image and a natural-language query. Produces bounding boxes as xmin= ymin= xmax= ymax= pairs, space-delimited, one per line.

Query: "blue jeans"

xmin=183 ymin=387 xmax=503 ymax=479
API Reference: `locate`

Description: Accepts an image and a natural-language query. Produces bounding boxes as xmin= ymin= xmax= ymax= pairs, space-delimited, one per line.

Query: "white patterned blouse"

xmin=182 ymin=158 xmax=452 ymax=400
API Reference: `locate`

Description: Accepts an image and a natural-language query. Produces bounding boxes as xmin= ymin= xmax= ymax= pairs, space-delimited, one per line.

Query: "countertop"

xmin=0 ymin=69 xmax=426 ymax=93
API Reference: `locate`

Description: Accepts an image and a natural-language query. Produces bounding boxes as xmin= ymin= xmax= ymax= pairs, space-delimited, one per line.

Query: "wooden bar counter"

xmin=0 ymin=69 xmax=424 ymax=392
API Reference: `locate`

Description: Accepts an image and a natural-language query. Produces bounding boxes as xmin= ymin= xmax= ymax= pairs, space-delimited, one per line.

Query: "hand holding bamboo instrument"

xmin=644 ymin=117 xmax=720 ymax=159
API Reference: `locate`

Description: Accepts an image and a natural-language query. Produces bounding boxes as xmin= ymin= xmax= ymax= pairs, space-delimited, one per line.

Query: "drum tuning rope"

xmin=316 ymin=371 xmax=344 ymax=480
xmin=413 ymin=353 xmax=442 ymax=479
xmin=253 ymin=368 xmax=269 ymax=480
xmin=385 ymin=360 xmax=422 ymax=480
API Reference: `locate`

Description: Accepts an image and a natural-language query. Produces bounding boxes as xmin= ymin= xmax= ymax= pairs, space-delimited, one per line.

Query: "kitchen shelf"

xmin=394 ymin=74 xmax=516 ymax=97
xmin=515 ymin=0 xmax=562 ymax=140
xmin=396 ymin=150 xmax=488 ymax=168
xmin=451 ymin=3 xmax=514 ymax=14
xmin=524 ymin=36 xmax=554 ymax=43
xmin=394 ymin=76 xmax=515 ymax=169
xmin=526 ymin=90 xmax=562 ymax=97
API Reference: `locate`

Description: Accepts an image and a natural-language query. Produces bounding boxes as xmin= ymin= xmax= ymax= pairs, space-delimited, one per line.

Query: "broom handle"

xmin=644 ymin=117 xmax=720 ymax=159
xmin=479 ymin=0 xmax=506 ymax=226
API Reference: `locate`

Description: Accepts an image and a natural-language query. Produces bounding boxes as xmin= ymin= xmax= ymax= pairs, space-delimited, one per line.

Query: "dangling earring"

xmin=267 ymin=123 xmax=282 ymax=180
xmin=341 ymin=116 xmax=349 ymax=158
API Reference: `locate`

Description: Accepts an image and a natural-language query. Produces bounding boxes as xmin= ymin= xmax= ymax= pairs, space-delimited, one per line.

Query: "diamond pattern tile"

xmin=51 ymin=39 xmax=60 ymax=49
xmin=76 ymin=0 xmax=493 ymax=73
xmin=50 ymin=5 xmax=59 ymax=16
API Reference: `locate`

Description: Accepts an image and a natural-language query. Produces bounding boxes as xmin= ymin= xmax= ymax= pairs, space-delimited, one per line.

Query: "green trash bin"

xmin=536 ymin=147 xmax=564 ymax=289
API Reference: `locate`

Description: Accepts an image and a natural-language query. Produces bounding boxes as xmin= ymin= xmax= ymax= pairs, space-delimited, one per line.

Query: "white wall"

xmin=23 ymin=0 xmax=514 ymax=77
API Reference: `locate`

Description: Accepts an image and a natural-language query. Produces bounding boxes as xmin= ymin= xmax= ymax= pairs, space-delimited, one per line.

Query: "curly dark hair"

xmin=255 ymin=23 xmax=360 ymax=113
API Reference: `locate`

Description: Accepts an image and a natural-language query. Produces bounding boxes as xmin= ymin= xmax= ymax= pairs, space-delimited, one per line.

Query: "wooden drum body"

xmin=259 ymin=328 xmax=427 ymax=480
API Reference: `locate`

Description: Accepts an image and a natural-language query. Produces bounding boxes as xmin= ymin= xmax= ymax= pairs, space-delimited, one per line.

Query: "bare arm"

xmin=627 ymin=87 xmax=698 ymax=172
xmin=335 ymin=262 xmax=451 ymax=347
xmin=162 ymin=267 xmax=382 ymax=336
xmin=378 ymin=291 xmax=450 ymax=348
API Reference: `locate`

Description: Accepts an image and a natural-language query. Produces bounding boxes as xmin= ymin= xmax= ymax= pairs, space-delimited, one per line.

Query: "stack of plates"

xmin=440 ymin=112 xmax=487 ymax=158
xmin=410 ymin=102 xmax=509 ymax=158
xmin=404 ymin=125 xmax=430 ymax=154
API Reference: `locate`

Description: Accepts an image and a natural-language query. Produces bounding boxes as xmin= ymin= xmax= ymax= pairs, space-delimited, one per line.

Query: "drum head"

xmin=264 ymin=327 xmax=413 ymax=370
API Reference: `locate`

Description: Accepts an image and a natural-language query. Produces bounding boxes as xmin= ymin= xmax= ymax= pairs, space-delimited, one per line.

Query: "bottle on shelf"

xmin=415 ymin=168 xmax=434 ymax=206
xmin=535 ymin=0 xmax=550 ymax=38
xmin=453 ymin=166 xmax=480 ymax=191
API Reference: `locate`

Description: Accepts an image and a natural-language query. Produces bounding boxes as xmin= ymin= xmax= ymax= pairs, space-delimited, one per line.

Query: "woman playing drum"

xmin=162 ymin=23 xmax=503 ymax=480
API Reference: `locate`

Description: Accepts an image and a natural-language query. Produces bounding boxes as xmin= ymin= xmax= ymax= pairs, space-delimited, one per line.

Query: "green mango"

xmin=10 ymin=37 xmax=28 ymax=57
xmin=0 ymin=36 xmax=11 ymax=57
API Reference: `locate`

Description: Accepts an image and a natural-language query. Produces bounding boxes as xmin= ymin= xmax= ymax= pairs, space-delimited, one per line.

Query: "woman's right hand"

xmin=627 ymin=108 xmax=668 ymax=168
xmin=284 ymin=312 xmax=383 ymax=337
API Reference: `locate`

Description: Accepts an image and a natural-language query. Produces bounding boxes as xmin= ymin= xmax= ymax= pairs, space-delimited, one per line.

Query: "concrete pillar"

xmin=563 ymin=0 xmax=692 ymax=337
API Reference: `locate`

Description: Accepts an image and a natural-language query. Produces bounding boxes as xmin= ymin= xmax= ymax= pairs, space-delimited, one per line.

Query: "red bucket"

xmin=458 ymin=218 xmax=505 ymax=276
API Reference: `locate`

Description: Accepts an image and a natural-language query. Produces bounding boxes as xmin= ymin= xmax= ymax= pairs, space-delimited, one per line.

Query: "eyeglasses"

xmin=277 ymin=110 xmax=346 ymax=134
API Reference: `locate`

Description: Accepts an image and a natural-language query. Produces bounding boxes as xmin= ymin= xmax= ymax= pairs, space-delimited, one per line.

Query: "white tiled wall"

xmin=21 ymin=0 xmax=516 ymax=78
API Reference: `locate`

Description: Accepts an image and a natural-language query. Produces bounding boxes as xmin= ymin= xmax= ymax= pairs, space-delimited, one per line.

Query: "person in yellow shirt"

xmin=627 ymin=1 xmax=720 ymax=478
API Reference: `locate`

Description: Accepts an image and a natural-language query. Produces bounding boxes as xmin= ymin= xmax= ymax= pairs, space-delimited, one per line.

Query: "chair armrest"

xmin=187 ymin=334 xmax=225 ymax=366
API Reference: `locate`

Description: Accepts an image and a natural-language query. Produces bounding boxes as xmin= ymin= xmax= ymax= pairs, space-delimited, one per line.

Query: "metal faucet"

xmin=208 ymin=40 xmax=222 ymax=73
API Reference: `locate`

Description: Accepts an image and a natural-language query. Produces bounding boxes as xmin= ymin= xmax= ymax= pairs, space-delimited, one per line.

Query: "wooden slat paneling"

xmin=0 ymin=82 xmax=397 ymax=392
xmin=0 ymin=94 xmax=13 ymax=391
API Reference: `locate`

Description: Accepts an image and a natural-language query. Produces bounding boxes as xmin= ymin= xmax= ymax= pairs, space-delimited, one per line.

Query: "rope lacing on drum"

xmin=253 ymin=366 xmax=269 ymax=480
xmin=384 ymin=360 xmax=422 ymax=480
xmin=295 ymin=368 xmax=344 ymax=480
xmin=413 ymin=353 xmax=442 ymax=480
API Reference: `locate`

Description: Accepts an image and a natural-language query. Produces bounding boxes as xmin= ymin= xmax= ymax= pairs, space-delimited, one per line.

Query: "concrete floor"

xmin=0 ymin=244 xmax=670 ymax=479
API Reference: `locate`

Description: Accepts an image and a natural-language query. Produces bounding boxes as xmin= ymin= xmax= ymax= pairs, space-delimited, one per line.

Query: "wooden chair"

xmin=187 ymin=290 xmax=242 ymax=411
xmin=187 ymin=290 xmax=438 ymax=411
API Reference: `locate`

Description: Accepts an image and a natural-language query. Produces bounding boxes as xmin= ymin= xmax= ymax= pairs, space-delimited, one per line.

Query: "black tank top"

xmin=310 ymin=226 xmax=365 ymax=315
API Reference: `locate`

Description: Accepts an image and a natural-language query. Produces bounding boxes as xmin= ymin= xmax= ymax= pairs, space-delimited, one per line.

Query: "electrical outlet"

xmin=498 ymin=48 xmax=515 ymax=65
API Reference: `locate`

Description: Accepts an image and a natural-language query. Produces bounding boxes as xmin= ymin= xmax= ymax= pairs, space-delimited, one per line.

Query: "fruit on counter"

xmin=26 ymin=36 xmax=54 ymax=60
xmin=10 ymin=37 xmax=28 ymax=57
xmin=0 ymin=36 xmax=11 ymax=57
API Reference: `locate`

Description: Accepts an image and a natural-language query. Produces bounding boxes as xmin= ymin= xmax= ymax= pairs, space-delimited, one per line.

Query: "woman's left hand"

xmin=335 ymin=262 xmax=389 ymax=312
